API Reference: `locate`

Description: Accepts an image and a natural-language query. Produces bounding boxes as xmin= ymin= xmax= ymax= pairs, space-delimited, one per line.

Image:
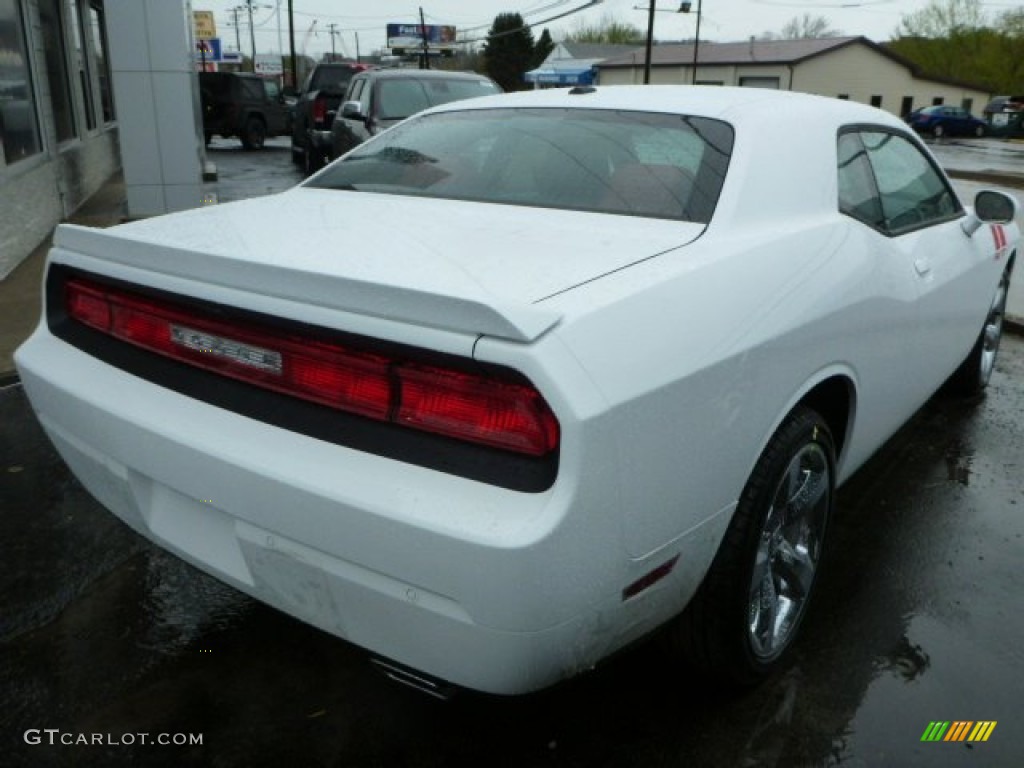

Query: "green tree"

xmin=897 ymin=0 xmax=985 ymax=37
xmin=483 ymin=13 xmax=536 ymax=92
xmin=533 ymin=28 xmax=555 ymax=68
xmin=565 ymin=14 xmax=645 ymax=45
xmin=886 ymin=0 xmax=1017 ymax=92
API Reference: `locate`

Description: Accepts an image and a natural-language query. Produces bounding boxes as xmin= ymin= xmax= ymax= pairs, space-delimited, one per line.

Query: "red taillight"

xmin=64 ymin=279 xmax=559 ymax=456
xmin=66 ymin=282 xmax=111 ymax=331
xmin=397 ymin=363 xmax=559 ymax=455
xmin=312 ymin=95 xmax=327 ymax=126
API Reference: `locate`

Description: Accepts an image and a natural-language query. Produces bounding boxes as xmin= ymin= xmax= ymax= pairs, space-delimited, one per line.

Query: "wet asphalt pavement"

xmin=2 ymin=138 xmax=1024 ymax=767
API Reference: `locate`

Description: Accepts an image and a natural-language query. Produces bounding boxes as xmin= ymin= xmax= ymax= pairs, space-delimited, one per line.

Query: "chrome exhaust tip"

xmin=370 ymin=657 xmax=457 ymax=700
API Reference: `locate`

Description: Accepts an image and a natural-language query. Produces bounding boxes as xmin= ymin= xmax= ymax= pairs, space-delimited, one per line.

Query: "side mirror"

xmin=962 ymin=189 xmax=1019 ymax=236
xmin=975 ymin=189 xmax=1017 ymax=223
xmin=341 ymin=100 xmax=364 ymax=121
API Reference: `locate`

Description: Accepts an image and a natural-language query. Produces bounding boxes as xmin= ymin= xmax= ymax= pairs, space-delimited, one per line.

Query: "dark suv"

xmin=329 ymin=69 xmax=501 ymax=164
xmin=200 ymin=72 xmax=290 ymax=150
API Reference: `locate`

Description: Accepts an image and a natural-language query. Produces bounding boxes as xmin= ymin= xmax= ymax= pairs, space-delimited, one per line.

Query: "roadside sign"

xmin=193 ymin=37 xmax=222 ymax=62
xmin=193 ymin=11 xmax=216 ymax=40
xmin=255 ymin=54 xmax=283 ymax=76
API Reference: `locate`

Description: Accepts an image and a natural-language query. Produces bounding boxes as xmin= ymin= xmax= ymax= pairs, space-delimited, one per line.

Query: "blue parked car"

xmin=905 ymin=105 xmax=987 ymax=138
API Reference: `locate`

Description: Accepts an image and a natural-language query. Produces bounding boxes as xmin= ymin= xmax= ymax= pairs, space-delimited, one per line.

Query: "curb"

xmin=946 ymin=169 xmax=1024 ymax=190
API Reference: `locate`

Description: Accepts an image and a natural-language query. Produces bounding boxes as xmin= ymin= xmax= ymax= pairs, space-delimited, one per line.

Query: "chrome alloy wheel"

xmin=980 ymin=276 xmax=1008 ymax=387
xmin=747 ymin=443 xmax=831 ymax=660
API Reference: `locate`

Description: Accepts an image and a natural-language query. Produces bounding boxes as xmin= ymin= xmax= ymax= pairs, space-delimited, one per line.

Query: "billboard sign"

xmin=386 ymin=23 xmax=456 ymax=53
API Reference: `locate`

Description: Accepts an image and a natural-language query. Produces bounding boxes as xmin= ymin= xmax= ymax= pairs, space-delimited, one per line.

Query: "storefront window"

xmin=89 ymin=3 xmax=113 ymax=122
xmin=39 ymin=0 xmax=75 ymax=143
xmin=70 ymin=0 xmax=95 ymax=131
xmin=0 ymin=0 xmax=41 ymax=164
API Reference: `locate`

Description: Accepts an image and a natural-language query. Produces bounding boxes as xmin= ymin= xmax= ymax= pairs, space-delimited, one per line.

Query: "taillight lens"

xmin=64 ymin=278 xmax=559 ymax=456
xmin=312 ymin=95 xmax=326 ymax=127
xmin=397 ymin=363 xmax=559 ymax=455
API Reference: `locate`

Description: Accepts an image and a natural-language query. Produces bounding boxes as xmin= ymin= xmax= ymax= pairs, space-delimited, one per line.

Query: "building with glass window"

xmin=1 ymin=0 xmax=118 ymax=279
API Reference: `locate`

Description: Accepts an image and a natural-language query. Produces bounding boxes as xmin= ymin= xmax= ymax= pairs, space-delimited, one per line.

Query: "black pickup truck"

xmin=290 ymin=62 xmax=367 ymax=174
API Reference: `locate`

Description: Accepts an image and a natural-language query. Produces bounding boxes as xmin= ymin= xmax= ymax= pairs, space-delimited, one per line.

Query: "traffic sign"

xmin=193 ymin=11 xmax=216 ymax=40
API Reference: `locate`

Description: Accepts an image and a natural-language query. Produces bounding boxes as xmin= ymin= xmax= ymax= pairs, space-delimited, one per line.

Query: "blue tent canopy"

xmin=523 ymin=66 xmax=595 ymax=86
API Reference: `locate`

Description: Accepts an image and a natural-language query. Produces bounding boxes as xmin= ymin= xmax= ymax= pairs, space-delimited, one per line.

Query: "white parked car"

xmin=16 ymin=86 xmax=1018 ymax=696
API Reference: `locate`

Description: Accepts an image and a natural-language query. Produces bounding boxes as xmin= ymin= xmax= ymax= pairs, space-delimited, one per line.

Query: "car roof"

xmin=423 ymin=84 xmax=905 ymax=132
xmin=358 ymin=69 xmax=492 ymax=82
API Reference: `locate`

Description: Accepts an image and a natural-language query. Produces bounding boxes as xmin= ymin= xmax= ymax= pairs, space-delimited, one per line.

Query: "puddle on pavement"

xmin=944 ymin=438 xmax=974 ymax=486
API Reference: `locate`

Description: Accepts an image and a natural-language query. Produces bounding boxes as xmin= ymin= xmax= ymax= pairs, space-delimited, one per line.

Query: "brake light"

xmin=64 ymin=278 xmax=559 ymax=456
xmin=312 ymin=95 xmax=327 ymax=127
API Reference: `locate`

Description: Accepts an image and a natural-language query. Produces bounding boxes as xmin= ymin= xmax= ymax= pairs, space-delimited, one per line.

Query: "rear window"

xmin=377 ymin=77 xmax=501 ymax=120
xmin=309 ymin=108 xmax=733 ymax=222
xmin=310 ymin=66 xmax=357 ymax=93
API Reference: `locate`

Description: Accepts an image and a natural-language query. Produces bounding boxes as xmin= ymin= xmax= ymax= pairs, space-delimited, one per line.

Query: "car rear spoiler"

xmin=51 ymin=224 xmax=563 ymax=343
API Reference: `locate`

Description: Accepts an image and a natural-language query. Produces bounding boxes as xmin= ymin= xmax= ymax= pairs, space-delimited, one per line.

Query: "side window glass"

xmin=860 ymin=131 xmax=959 ymax=233
xmin=359 ymin=79 xmax=373 ymax=114
xmin=264 ymin=80 xmax=279 ymax=101
xmin=837 ymin=132 xmax=884 ymax=228
xmin=347 ymin=78 xmax=363 ymax=103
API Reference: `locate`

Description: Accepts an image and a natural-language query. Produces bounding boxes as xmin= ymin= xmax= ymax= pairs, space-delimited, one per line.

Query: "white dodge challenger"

xmin=15 ymin=86 xmax=1018 ymax=696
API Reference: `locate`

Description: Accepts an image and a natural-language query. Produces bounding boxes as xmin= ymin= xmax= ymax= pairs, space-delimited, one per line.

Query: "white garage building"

xmin=596 ymin=36 xmax=991 ymax=119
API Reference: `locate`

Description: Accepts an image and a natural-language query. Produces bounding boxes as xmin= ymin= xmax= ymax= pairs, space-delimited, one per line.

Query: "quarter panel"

xmin=541 ymin=216 xmax=922 ymax=557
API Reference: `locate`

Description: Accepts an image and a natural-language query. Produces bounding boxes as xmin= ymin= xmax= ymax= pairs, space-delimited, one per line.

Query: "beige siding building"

xmin=596 ymin=37 xmax=990 ymax=119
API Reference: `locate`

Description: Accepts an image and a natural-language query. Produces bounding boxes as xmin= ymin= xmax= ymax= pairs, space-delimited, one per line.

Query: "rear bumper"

xmin=309 ymin=129 xmax=333 ymax=151
xmin=15 ymin=330 xmax=725 ymax=693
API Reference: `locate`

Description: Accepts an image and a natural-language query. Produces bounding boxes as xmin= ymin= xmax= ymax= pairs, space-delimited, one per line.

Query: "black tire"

xmin=303 ymin=142 xmax=322 ymax=176
xmin=240 ymin=116 xmax=266 ymax=150
xmin=947 ymin=270 xmax=1010 ymax=396
xmin=933 ymin=123 xmax=945 ymax=138
xmin=666 ymin=405 xmax=834 ymax=686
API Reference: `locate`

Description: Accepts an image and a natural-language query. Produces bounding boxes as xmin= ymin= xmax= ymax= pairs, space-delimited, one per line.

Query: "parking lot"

xmin=2 ymin=136 xmax=1023 ymax=767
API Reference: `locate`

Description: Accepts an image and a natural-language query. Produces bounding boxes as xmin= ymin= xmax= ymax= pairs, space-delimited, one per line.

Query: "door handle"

xmin=914 ymin=258 xmax=932 ymax=276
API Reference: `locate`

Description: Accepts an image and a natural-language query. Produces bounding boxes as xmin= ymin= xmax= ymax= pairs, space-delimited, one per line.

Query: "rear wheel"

xmin=303 ymin=141 xmax=323 ymax=175
xmin=933 ymin=123 xmax=945 ymax=138
xmin=948 ymin=270 xmax=1010 ymax=396
xmin=240 ymin=116 xmax=266 ymax=150
xmin=666 ymin=406 xmax=834 ymax=685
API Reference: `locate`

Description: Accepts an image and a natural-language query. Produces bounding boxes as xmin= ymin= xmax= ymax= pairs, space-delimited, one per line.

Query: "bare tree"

xmin=780 ymin=14 xmax=841 ymax=39
xmin=564 ymin=14 xmax=645 ymax=45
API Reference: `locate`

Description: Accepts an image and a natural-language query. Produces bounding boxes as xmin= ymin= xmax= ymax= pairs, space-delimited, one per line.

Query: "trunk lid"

xmin=54 ymin=189 xmax=703 ymax=342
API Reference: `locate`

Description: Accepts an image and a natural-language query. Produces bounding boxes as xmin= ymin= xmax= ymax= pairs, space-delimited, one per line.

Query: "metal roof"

xmin=597 ymin=36 xmax=862 ymax=68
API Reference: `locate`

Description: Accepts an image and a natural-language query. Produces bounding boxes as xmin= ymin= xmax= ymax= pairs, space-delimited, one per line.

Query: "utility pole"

xmin=288 ymin=0 xmax=296 ymax=88
xmin=237 ymin=0 xmax=271 ymax=73
xmin=230 ymin=6 xmax=243 ymax=55
xmin=325 ymin=23 xmax=341 ymax=58
xmin=246 ymin=0 xmax=257 ymax=72
xmin=419 ymin=7 xmax=430 ymax=70
xmin=355 ymin=31 xmax=361 ymax=64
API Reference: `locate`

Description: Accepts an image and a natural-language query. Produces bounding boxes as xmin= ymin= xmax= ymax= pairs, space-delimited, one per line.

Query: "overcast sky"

xmin=193 ymin=0 xmax=1009 ymax=60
